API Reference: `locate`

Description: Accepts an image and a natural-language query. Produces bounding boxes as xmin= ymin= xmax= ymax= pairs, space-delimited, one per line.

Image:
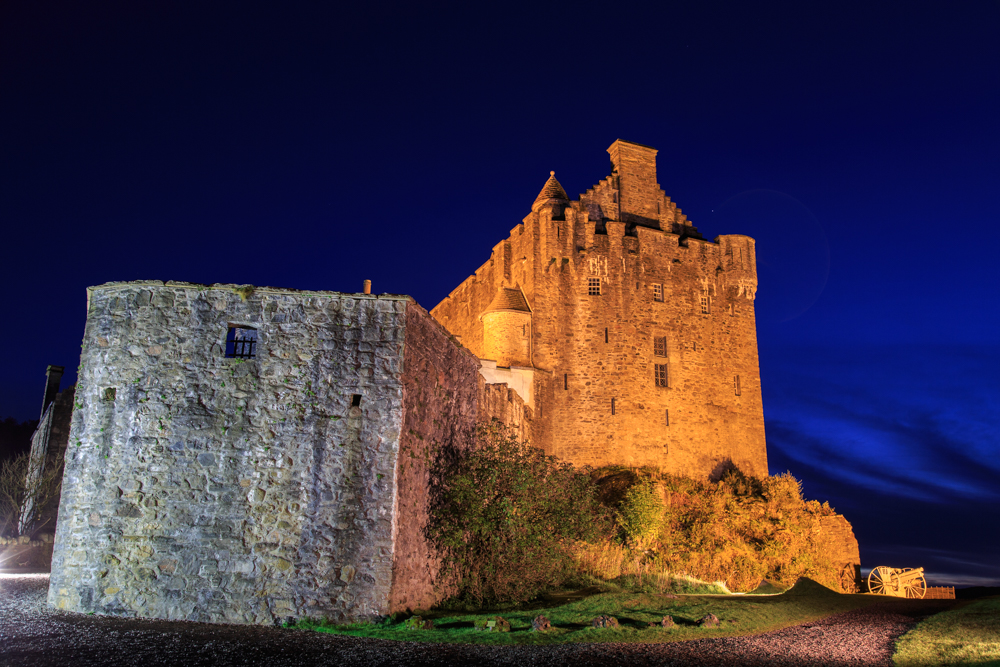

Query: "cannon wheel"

xmin=868 ymin=566 xmax=895 ymax=595
xmin=904 ymin=573 xmax=927 ymax=599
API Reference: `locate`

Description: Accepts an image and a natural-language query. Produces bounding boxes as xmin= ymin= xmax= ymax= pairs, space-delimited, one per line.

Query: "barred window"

xmin=225 ymin=326 xmax=257 ymax=359
xmin=700 ymin=294 xmax=710 ymax=314
xmin=655 ymin=363 xmax=669 ymax=387
xmin=652 ymin=283 xmax=663 ymax=302
xmin=654 ymin=336 xmax=667 ymax=357
xmin=588 ymin=277 xmax=601 ymax=296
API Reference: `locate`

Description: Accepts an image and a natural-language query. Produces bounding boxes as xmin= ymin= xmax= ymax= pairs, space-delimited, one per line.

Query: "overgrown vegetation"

xmin=427 ymin=423 xmax=847 ymax=606
xmin=894 ymin=597 xmax=1000 ymax=666
xmin=0 ymin=449 xmax=64 ymax=538
xmin=576 ymin=465 xmax=844 ymax=593
xmin=426 ymin=420 xmax=609 ymax=604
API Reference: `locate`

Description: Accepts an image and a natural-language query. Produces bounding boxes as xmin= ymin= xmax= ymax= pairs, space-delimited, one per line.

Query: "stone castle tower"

xmin=432 ymin=140 xmax=768 ymax=478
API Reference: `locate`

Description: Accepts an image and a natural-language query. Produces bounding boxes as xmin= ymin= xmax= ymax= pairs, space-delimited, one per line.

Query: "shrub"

xmin=615 ymin=480 xmax=664 ymax=549
xmin=426 ymin=420 xmax=610 ymax=604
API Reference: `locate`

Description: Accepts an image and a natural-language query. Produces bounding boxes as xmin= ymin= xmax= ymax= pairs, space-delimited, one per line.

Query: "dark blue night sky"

xmin=2 ymin=2 xmax=997 ymax=586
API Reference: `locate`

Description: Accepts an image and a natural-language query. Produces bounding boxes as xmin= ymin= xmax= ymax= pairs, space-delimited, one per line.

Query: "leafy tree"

xmin=427 ymin=420 xmax=609 ymax=604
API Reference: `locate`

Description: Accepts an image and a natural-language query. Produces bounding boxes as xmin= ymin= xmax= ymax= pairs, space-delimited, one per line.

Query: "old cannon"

xmin=867 ymin=566 xmax=926 ymax=598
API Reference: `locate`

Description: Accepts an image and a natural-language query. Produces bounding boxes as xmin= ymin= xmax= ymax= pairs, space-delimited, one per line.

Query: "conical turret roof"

xmin=533 ymin=171 xmax=568 ymax=208
xmin=483 ymin=287 xmax=531 ymax=314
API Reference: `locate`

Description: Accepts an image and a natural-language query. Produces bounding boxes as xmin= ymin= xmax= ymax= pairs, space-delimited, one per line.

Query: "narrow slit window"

xmin=604 ymin=327 xmax=608 ymax=343
xmin=652 ymin=283 xmax=663 ymax=302
xmin=734 ymin=375 xmax=741 ymax=396
xmin=655 ymin=363 xmax=669 ymax=387
xmin=611 ymin=398 xmax=616 ymax=415
xmin=588 ymin=277 xmax=601 ymax=296
xmin=225 ymin=326 xmax=257 ymax=359
xmin=564 ymin=373 xmax=568 ymax=390
xmin=654 ymin=336 xmax=667 ymax=357
xmin=665 ymin=409 xmax=670 ymax=426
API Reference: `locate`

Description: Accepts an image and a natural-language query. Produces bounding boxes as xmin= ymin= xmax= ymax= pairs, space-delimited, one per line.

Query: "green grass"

xmin=290 ymin=579 xmax=877 ymax=646
xmin=894 ymin=597 xmax=1000 ymax=666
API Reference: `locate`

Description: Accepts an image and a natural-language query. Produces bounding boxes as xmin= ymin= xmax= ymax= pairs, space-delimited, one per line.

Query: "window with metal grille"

xmin=655 ymin=363 xmax=668 ymax=387
xmin=652 ymin=283 xmax=663 ymax=302
xmin=654 ymin=336 xmax=667 ymax=357
xmin=734 ymin=375 xmax=741 ymax=396
xmin=700 ymin=294 xmax=710 ymax=314
xmin=588 ymin=277 xmax=601 ymax=296
xmin=225 ymin=326 xmax=257 ymax=359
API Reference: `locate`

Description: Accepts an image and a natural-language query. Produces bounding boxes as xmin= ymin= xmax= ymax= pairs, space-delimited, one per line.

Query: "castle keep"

xmin=432 ymin=140 xmax=767 ymax=478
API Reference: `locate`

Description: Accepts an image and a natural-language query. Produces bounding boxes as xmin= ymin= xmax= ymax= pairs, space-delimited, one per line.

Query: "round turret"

xmin=481 ymin=287 xmax=531 ymax=367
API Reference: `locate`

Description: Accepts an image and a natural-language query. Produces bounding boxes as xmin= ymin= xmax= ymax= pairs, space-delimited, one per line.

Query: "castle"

xmin=45 ymin=140 xmax=858 ymax=625
xmin=433 ymin=140 xmax=767 ymax=478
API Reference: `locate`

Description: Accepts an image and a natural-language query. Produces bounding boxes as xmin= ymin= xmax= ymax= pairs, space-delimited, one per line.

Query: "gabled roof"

xmin=533 ymin=171 xmax=568 ymax=207
xmin=484 ymin=287 xmax=531 ymax=314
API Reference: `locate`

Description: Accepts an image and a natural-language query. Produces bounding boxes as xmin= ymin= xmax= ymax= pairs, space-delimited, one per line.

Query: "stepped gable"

xmin=483 ymin=287 xmax=530 ymax=314
xmin=532 ymin=171 xmax=568 ymax=210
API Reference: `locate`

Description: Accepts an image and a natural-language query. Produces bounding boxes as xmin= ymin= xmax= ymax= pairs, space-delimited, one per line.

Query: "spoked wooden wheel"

xmin=868 ymin=566 xmax=895 ymax=595
xmin=839 ymin=563 xmax=859 ymax=594
xmin=904 ymin=573 xmax=927 ymax=599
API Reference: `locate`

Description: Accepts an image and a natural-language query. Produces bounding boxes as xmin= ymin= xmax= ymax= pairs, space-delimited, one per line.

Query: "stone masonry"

xmin=432 ymin=140 xmax=768 ymax=478
xmin=48 ymin=281 xmax=519 ymax=624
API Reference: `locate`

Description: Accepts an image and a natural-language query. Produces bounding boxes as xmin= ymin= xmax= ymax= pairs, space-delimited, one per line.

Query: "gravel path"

xmin=0 ymin=574 xmax=955 ymax=666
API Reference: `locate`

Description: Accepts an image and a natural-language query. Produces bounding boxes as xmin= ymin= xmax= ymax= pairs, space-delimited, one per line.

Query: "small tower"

xmin=481 ymin=287 xmax=531 ymax=367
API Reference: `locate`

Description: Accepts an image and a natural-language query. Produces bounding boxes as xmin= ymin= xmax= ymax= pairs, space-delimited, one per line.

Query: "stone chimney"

xmin=41 ymin=365 xmax=64 ymax=419
xmin=608 ymin=139 xmax=660 ymax=228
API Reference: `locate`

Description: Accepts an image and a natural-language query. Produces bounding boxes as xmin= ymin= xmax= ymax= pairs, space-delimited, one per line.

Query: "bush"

xmin=427 ymin=420 xmax=610 ymax=604
xmin=615 ymin=480 xmax=664 ymax=549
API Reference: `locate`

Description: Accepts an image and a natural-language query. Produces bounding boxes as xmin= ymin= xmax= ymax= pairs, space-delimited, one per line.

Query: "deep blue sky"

xmin=2 ymin=2 xmax=997 ymax=586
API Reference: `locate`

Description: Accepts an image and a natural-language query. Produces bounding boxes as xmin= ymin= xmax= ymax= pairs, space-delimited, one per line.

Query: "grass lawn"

xmin=292 ymin=579 xmax=879 ymax=646
xmin=894 ymin=597 xmax=1000 ymax=666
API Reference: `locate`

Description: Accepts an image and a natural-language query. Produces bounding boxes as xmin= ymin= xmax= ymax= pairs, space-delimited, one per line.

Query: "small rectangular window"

xmin=700 ymin=294 xmax=710 ymax=314
xmin=611 ymin=398 xmax=616 ymax=415
xmin=604 ymin=327 xmax=609 ymax=343
xmin=351 ymin=394 xmax=362 ymax=407
xmin=665 ymin=409 xmax=670 ymax=426
xmin=734 ymin=375 xmax=741 ymax=396
xmin=655 ymin=363 xmax=669 ymax=387
xmin=564 ymin=373 xmax=568 ymax=390
xmin=654 ymin=336 xmax=667 ymax=357
xmin=653 ymin=283 xmax=663 ymax=302
xmin=588 ymin=277 xmax=601 ymax=296
xmin=226 ymin=326 xmax=257 ymax=359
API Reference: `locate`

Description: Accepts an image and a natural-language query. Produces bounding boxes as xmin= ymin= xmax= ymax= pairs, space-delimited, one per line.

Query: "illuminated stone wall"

xmin=432 ymin=140 xmax=768 ymax=478
xmin=48 ymin=282 xmax=502 ymax=624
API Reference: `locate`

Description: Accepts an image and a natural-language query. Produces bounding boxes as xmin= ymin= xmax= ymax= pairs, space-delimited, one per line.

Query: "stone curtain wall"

xmin=388 ymin=302 xmax=482 ymax=613
xmin=432 ymin=140 xmax=768 ymax=479
xmin=49 ymin=282 xmax=412 ymax=624
xmin=815 ymin=514 xmax=862 ymax=592
xmin=20 ymin=386 xmax=74 ymax=536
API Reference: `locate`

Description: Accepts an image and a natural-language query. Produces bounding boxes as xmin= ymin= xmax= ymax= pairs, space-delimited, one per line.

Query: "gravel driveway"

xmin=1 ymin=574 xmax=955 ymax=666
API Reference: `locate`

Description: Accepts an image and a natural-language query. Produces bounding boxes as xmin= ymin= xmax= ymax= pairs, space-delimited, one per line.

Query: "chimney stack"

xmin=41 ymin=365 xmax=64 ymax=420
xmin=362 ymin=280 xmax=372 ymax=294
